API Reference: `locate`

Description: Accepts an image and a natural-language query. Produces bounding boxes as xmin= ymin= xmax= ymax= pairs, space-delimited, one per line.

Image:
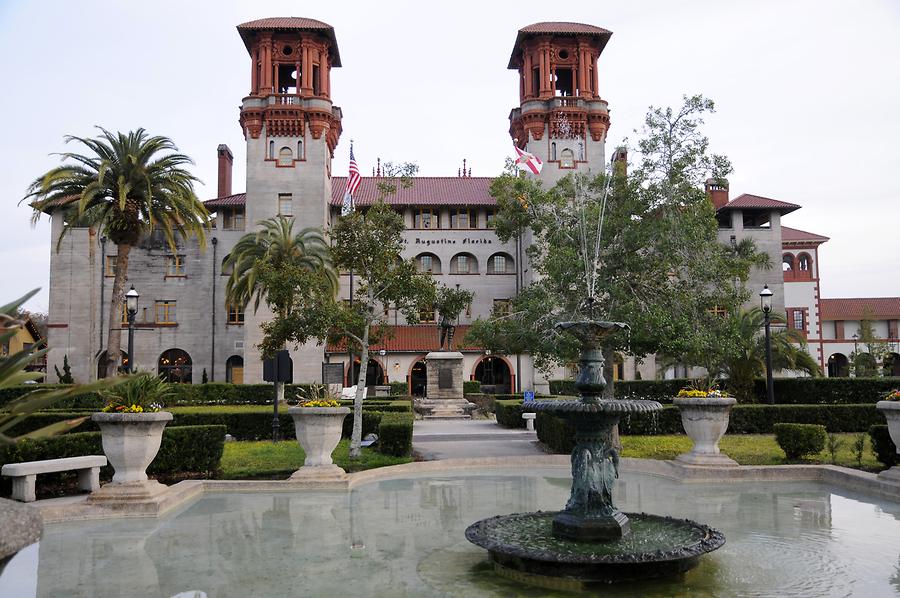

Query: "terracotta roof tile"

xmin=204 ymin=193 xmax=247 ymax=209
xmin=236 ymin=17 xmax=341 ymax=66
xmin=326 ymin=325 xmax=482 ymax=353
xmin=820 ymin=298 xmax=900 ymax=320
xmin=330 ymin=177 xmax=496 ymax=207
xmin=718 ymin=193 xmax=800 ymax=214
xmin=509 ymin=22 xmax=612 ymax=68
xmin=781 ymin=226 xmax=829 ymax=244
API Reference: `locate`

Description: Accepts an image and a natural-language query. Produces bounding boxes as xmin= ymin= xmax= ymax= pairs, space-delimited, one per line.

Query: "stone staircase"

xmin=415 ymin=398 xmax=476 ymax=419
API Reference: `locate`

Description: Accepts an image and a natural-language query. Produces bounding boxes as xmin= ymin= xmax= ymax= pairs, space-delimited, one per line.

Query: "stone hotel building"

xmin=39 ymin=18 xmax=899 ymax=390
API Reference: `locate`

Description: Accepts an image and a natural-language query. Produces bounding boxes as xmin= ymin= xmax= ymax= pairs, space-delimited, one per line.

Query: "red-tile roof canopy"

xmin=509 ymin=22 xmax=612 ymax=69
xmin=330 ymin=177 xmax=496 ymax=207
xmin=781 ymin=225 xmax=829 ymax=245
xmin=717 ymin=193 xmax=800 ymax=215
xmin=820 ymin=298 xmax=900 ymax=320
xmin=204 ymin=193 xmax=247 ymax=210
xmin=237 ymin=17 xmax=341 ymax=66
xmin=327 ymin=325 xmax=482 ymax=353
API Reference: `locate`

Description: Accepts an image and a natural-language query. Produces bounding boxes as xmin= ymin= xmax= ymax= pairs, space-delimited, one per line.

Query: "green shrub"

xmin=869 ymin=425 xmax=898 ymax=468
xmin=463 ymin=380 xmax=482 ymax=395
xmin=378 ymin=413 xmax=414 ymax=457
xmin=495 ymin=400 xmax=535 ymax=428
xmin=535 ymin=412 xmax=576 ymax=454
xmin=773 ymin=423 xmax=827 ymax=459
xmin=0 ymin=425 xmax=225 ymax=481
xmin=547 ymin=378 xmax=900 ymax=405
xmin=389 ymin=382 xmax=410 ymax=396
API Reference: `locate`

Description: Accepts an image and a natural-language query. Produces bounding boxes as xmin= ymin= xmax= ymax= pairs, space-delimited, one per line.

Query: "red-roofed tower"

xmin=236 ymin=17 xmax=344 ymax=382
xmin=508 ymin=22 xmax=613 ymax=184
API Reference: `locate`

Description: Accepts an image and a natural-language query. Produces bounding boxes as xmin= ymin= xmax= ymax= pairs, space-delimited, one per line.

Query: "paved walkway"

xmin=412 ymin=418 xmax=545 ymax=460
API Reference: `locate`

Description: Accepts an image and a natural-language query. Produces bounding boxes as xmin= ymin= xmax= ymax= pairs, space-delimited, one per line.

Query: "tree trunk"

xmin=105 ymin=244 xmax=132 ymax=378
xmin=349 ymin=324 xmax=370 ymax=458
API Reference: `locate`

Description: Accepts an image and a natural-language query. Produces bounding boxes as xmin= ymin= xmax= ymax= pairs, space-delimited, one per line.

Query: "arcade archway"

xmin=474 ymin=356 xmax=512 ymax=394
xmin=410 ymin=359 xmax=427 ymax=397
xmin=827 ymin=353 xmax=849 ymax=378
xmin=350 ymin=357 xmax=386 ymax=387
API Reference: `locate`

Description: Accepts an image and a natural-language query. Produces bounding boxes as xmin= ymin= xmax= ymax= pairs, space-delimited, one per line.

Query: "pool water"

xmin=3 ymin=469 xmax=900 ymax=597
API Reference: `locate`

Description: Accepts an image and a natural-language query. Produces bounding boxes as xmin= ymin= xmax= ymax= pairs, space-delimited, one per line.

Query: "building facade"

xmin=39 ymin=18 xmax=897 ymax=388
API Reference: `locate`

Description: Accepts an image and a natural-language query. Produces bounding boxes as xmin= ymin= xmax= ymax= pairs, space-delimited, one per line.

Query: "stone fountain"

xmin=466 ymin=321 xmax=725 ymax=588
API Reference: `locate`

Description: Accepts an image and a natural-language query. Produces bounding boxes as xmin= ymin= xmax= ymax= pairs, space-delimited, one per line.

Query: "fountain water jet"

xmin=465 ymin=320 xmax=725 ymax=587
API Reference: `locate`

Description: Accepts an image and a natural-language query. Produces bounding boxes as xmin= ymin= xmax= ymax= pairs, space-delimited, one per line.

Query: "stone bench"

xmin=1 ymin=455 xmax=107 ymax=502
xmin=522 ymin=412 xmax=537 ymax=432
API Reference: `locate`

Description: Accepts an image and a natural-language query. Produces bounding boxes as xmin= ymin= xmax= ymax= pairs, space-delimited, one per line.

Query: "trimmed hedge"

xmin=378 ymin=413 xmax=414 ymax=457
xmin=529 ymin=402 xmax=885 ymax=453
xmin=773 ymin=423 xmax=827 ymax=459
xmin=495 ymin=400 xmax=535 ymax=429
xmin=0 ymin=425 xmax=225 ymax=479
xmin=869 ymin=425 xmax=898 ymax=468
xmin=389 ymin=382 xmax=410 ymax=396
xmin=549 ymin=377 xmax=900 ymax=405
xmin=464 ymin=380 xmax=482 ymax=394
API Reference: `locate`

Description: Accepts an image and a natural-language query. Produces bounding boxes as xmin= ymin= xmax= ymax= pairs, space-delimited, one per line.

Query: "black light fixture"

xmin=125 ymin=286 xmax=139 ymax=374
xmin=759 ymin=284 xmax=774 ymax=404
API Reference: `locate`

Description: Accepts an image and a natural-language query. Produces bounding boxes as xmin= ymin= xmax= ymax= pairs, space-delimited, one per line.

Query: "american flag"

xmin=342 ymin=143 xmax=361 ymax=215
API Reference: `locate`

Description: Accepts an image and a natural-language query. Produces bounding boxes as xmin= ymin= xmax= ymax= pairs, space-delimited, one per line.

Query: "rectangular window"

xmin=489 ymin=254 xmax=507 ymax=274
xmin=227 ymin=304 xmax=245 ymax=325
xmin=486 ymin=208 xmax=497 ymax=228
xmin=105 ymin=256 xmax=117 ymax=278
xmin=414 ymin=208 xmax=439 ymax=229
xmin=450 ymin=208 xmax=476 ymax=229
xmin=708 ymin=306 xmax=728 ymax=318
xmin=166 ymin=255 xmax=186 ymax=277
xmin=419 ymin=305 xmax=436 ymax=323
xmin=155 ymin=301 xmax=177 ymax=324
xmin=791 ymin=310 xmax=805 ymax=332
xmin=278 ymin=193 xmax=293 ymax=217
xmin=457 ymin=255 xmax=468 ymax=273
xmin=223 ymin=209 xmax=245 ymax=231
xmin=419 ymin=255 xmax=433 ymax=273
xmin=493 ymin=299 xmax=511 ymax=316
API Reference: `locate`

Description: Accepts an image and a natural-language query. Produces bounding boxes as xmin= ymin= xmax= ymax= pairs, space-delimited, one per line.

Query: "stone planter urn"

xmin=876 ymin=401 xmax=900 ymax=482
xmin=673 ymin=397 xmax=738 ymax=466
xmin=288 ymin=406 xmax=351 ymax=482
xmin=89 ymin=411 xmax=173 ymax=501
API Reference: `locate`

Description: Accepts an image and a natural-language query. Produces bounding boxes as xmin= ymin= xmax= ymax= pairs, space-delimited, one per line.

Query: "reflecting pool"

xmin=3 ymin=469 xmax=900 ymax=597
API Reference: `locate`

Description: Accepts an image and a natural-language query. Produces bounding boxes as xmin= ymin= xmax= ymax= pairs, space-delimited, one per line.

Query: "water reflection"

xmin=5 ymin=470 xmax=900 ymax=597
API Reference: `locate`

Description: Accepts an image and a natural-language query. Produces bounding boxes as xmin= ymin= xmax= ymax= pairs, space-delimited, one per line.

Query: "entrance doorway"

xmin=226 ymin=355 xmax=244 ymax=384
xmin=410 ymin=360 xmax=427 ymax=396
xmin=474 ymin=356 xmax=512 ymax=394
xmin=827 ymin=353 xmax=849 ymax=378
xmin=350 ymin=358 xmax=385 ymax=387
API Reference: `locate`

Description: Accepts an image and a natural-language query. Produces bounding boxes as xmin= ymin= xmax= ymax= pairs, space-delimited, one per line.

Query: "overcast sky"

xmin=2 ymin=0 xmax=898 ymax=312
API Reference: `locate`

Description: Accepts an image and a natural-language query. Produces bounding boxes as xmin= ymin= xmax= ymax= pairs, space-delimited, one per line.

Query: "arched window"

xmin=551 ymin=142 xmax=557 ymax=161
xmin=450 ymin=253 xmax=478 ymax=274
xmin=158 ymin=349 xmax=192 ymax=384
xmin=560 ymin=148 xmax=575 ymax=168
xmin=277 ymin=146 xmax=293 ymax=166
xmin=415 ymin=253 xmax=441 ymax=274
xmin=798 ymin=253 xmax=812 ymax=272
xmin=268 ymin=140 xmax=275 ymax=159
xmin=226 ymin=355 xmax=244 ymax=384
xmin=782 ymin=253 xmax=795 ymax=272
xmin=578 ymin=142 xmax=585 ymax=161
xmin=297 ymin=140 xmax=304 ymax=159
xmin=97 ymin=350 xmax=128 ymax=379
xmin=221 ymin=254 xmax=233 ymax=277
xmin=487 ymin=252 xmax=514 ymax=274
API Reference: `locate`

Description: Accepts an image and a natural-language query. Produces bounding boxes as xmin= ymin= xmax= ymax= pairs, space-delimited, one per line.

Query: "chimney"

xmin=705 ymin=178 xmax=729 ymax=210
xmin=217 ymin=144 xmax=233 ymax=198
xmin=612 ymin=146 xmax=627 ymax=177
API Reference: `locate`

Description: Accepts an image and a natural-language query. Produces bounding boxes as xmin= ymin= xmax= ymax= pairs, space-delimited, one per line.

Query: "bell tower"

xmin=236 ymin=17 xmax=343 ymax=382
xmin=508 ymin=23 xmax=612 ymax=184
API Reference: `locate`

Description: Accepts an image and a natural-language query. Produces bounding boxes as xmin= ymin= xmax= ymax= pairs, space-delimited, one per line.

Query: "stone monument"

xmin=416 ymin=317 xmax=475 ymax=419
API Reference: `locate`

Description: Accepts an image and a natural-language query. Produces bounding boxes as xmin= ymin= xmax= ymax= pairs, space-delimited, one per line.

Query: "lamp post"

xmin=759 ymin=284 xmax=774 ymax=405
xmin=852 ymin=333 xmax=859 ymax=377
xmin=125 ymin=286 xmax=139 ymax=374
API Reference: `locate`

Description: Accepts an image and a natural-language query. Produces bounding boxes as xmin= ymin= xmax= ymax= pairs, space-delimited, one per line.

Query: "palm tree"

xmin=25 ymin=128 xmax=208 ymax=377
xmin=225 ymin=216 xmax=338 ymax=435
xmin=723 ymin=307 xmax=821 ymax=401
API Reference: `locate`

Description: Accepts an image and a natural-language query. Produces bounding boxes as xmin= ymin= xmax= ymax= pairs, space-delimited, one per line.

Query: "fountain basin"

xmin=466 ymin=510 xmax=725 ymax=586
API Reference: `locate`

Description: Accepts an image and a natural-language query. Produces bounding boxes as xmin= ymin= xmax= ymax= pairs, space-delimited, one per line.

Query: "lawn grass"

xmin=621 ymin=433 xmax=881 ymax=470
xmin=219 ymin=439 xmax=412 ymax=479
